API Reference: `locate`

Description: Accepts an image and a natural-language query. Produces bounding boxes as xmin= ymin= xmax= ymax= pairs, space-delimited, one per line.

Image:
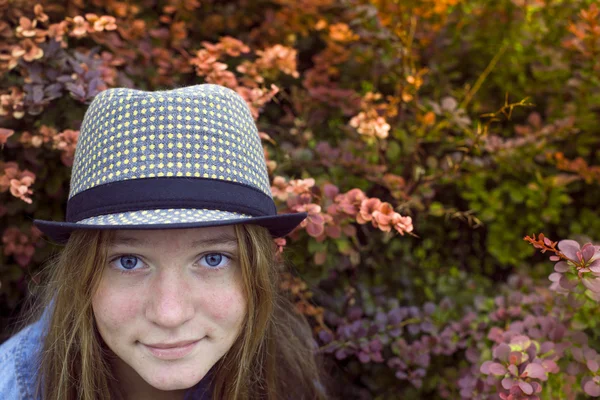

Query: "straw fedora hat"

xmin=34 ymin=84 xmax=306 ymax=244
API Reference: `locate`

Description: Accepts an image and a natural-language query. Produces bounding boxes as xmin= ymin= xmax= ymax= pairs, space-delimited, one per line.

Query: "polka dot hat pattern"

xmin=69 ymin=84 xmax=272 ymax=200
xmin=78 ymin=208 xmax=251 ymax=226
xmin=32 ymin=83 xmax=309 ymax=243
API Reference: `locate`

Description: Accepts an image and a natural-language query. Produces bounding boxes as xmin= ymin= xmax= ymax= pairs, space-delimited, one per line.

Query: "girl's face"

xmin=92 ymin=226 xmax=247 ymax=396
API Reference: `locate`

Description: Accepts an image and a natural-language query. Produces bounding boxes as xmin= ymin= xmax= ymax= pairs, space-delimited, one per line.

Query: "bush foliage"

xmin=1 ymin=0 xmax=600 ymax=398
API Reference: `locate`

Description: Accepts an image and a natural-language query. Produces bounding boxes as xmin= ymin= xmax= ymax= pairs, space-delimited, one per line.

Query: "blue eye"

xmin=115 ymin=255 xmax=142 ymax=271
xmin=200 ymin=253 xmax=230 ymax=269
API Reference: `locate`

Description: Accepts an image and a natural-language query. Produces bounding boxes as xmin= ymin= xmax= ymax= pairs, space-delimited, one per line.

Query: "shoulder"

xmin=0 ymin=318 xmax=46 ymax=400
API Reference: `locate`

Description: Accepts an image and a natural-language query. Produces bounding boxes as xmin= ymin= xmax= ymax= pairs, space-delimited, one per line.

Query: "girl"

xmin=0 ymin=84 xmax=326 ymax=400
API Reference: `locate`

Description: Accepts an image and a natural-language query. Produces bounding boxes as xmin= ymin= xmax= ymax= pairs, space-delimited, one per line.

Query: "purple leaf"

xmin=371 ymin=352 xmax=384 ymax=363
xmin=559 ymin=275 xmax=578 ymax=290
xmin=501 ymin=377 xmax=515 ymax=390
xmin=509 ymin=321 xmax=525 ymax=333
xmin=582 ymin=347 xmax=597 ymax=360
xmin=56 ymin=75 xmax=74 ymax=83
xmin=523 ymin=363 xmax=548 ymax=381
xmin=571 ymin=332 xmax=589 ymax=346
xmin=548 ymin=272 xmax=562 ymax=282
xmin=334 ymin=348 xmax=348 ymax=360
xmin=566 ymin=362 xmax=582 ymax=375
xmin=583 ymin=379 xmax=600 ymax=397
xmin=589 ymin=259 xmax=600 ymax=272
xmin=32 ymin=85 xmax=44 ymax=103
xmin=518 ymin=381 xmax=534 ymax=395
xmin=389 ymin=328 xmax=402 ymax=337
xmin=66 ymin=83 xmax=86 ymax=101
xmin=558 ymin=240 xmax=581 ymax=260
xmin=588 ymin=360 xmax=600 ymax=373
xmin=480 ymin=360 xmax=493 ymax=374
xmin=318 ymin=330 xmax=333 ymax=344
xmin=571 ymin=347 xmax=585 ymax=362
xmin=395 ymin=370 xmax=407 ymax=379
xmin=582 ymin=243 xmax=596 ymax=262
xmin=423 ymin=302 xmax=436 ymax=315
xmin=542 ymin=359 xmax=559 ymax=373
xmin=358 ymin=351 xmax=370 ymax=363
xmin=582 ymin=277 xmax=600 ymax=293
xmin=489 ymin=362 xmax=507 ymax=376
xmin=539 ymin=341 xmax=555 ymax=354
xmin=554 ymin=261 xmax=570 ymax=273
xmin=466 ymin=347 xmax=480 ymax=363
xmin=494 ymin=343 xmax=511 ymax=362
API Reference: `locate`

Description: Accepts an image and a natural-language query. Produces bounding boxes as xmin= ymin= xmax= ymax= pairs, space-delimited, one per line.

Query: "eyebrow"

xmin=108 ymin=232 xmax=239 ymax=249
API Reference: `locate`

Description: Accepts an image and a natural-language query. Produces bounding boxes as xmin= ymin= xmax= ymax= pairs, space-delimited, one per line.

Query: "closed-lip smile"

xmin=145 ymin=340 xmax=199 ymax=349
xmin=142 ymin=339 xmax=201 ymax=360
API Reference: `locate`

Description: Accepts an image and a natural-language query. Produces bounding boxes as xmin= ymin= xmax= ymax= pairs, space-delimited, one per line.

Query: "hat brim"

xmin=34 ymin=210 xmax=307 ymax=244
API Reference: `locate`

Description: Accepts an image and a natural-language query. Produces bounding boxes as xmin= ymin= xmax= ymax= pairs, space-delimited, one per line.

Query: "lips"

xmin=142 ymin=339 xmax=201 ymax=360
xmin=145 ymin=340 xmax=199 ymax=349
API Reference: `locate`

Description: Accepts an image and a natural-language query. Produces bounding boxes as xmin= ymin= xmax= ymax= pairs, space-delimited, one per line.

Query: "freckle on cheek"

xmin=94 ymin=284 xmax=140 ymax=325
xmin=208 ymin=290 xmax=246 ymax=322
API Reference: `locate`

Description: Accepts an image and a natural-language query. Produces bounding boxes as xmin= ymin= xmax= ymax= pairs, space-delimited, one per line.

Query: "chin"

xmin=142 ymin=368 xmax=204 ymax=391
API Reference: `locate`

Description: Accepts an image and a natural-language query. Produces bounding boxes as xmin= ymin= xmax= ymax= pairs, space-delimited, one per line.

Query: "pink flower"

xmin=70 ymin=16 xmax=90 ymax=38
xmin=255 ymin=45 xmax=299 ymax=78
xmin=273 ymin=237 xmax=286 ymax=255
xmin=335 ymin=188 xmax=366 ymax=216
xmin=92 ymin=16 xmax=117 ymax=32
xmin=0 ymin=128 xmax=14 ymax=145
xmin=218 ymin=36 xmax=250 ymax=57
xmin=297 ymin=203 xmax=325 ymax=237
xmin=0 ymin=162 xmax=36 ymax=203
xmin=392 ymin=214 xmax=414 ymax=235
xmin=0 ymin=87 xmax=25 ymax=119
xmin=357 ymin=198 xmax=381 ymax=224
xmin=371 ymin=202 xmax=395 ymax=231
xmin=271 ymin=176 xmax=289 ymax=201
xmin=2 ymin=226 xmax=42 ymax=267
xmin=287 ymin=178 xmax=315 ymax=195
xmin=190 ymin=49 xmax=219 ymax=76
xmin=349 ymin=110 xmax=390 ymax=139
xmin=54 ymin=129 xmax=80 ymax=166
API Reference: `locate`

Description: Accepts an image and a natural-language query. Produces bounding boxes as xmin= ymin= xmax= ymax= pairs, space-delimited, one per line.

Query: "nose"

xmin=145 ymin=268 xmax=195 ymax=329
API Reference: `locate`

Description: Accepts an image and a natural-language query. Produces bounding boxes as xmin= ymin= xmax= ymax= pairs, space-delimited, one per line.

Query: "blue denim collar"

xmin=9 ymin=307 xmax=212 ymax=400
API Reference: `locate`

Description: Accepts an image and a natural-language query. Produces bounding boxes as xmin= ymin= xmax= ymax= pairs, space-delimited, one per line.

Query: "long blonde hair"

xmin=28 ymin=225 xmax=326 ymax=399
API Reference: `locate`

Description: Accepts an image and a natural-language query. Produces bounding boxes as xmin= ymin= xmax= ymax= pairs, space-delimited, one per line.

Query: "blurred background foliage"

xmin=1 ymin=0 xmax=600 ymax=398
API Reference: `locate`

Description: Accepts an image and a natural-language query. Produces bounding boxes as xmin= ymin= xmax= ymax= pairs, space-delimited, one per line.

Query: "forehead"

xmin=108 ymin=225 xmax=238 ymax=248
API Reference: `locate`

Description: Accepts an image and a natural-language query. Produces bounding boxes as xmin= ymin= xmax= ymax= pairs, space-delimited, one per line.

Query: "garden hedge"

xmin=1 ymin=0 xmax=600 ymax=398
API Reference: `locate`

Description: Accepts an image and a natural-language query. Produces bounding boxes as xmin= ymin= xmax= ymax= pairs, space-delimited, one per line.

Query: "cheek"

xmin=92 ymin=277 xmax=144 ymax=331
xmin=202 ymin=279 xmax=247 ymax=329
